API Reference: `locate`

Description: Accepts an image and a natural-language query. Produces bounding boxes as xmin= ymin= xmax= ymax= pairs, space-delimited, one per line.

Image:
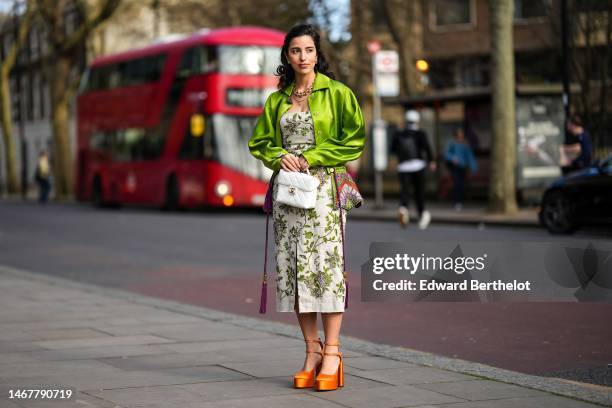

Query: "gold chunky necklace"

xmin=291 ymin=83 xmax=313 ymax=99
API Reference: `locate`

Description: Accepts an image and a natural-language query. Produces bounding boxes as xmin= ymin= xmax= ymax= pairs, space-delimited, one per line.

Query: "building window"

xmin=40 ymin=78 xmax=48 ymax=119
xmin=514 ymin=0 xmax=548 ymax=20
xmin=26 ymin=73 xmax=34 ymax=121
xmin=30 ymin=28 xmax=39 ymax=60
xmin=32 ymin=72 xmax=40 ymax=119
xmin=431 ymin=0 xmax=474 ymax=30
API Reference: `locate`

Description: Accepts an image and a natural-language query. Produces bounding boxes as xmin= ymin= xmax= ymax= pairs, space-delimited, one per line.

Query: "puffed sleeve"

xmin=248 ymin=94 xmax=288 ymax=172
xmin=301 ymin=86 xmax=365 ymax=167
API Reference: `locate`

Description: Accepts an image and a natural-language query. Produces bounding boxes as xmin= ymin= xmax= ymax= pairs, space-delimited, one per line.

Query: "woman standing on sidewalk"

xmin=248 ymin=24 xmax=365 ymax=391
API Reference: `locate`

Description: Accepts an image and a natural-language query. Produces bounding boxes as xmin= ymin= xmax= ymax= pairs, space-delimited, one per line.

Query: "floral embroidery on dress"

xmin=273 ymin=110 xmax=346 ymax=313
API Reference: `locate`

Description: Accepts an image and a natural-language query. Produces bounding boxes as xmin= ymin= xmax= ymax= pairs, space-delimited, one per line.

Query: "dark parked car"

xmin=539 ymin=155 xmax=612 ymax=234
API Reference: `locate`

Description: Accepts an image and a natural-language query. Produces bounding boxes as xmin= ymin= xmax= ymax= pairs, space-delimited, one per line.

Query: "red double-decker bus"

xmin=76 ymin=26 xmax=283 ymax=209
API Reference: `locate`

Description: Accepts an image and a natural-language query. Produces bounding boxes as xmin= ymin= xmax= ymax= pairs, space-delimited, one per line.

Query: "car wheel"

xmin=541 ymin=191 xmax=576 ymax=234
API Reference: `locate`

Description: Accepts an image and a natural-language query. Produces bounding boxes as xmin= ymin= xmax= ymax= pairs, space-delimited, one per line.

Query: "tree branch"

xmin=1 ymin=0 xmax=36 ymax=76
xmin=60 ymin=0 xmax=121 ymax=53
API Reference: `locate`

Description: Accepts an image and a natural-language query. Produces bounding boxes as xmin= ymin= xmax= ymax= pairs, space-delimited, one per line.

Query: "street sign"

xmin=367 ymin=40 xmax=381 ymax=55
xmin=375 ymin=51 xmax=399 ymax=73
xmin=374 ymin=50 xmax=400 ymax=97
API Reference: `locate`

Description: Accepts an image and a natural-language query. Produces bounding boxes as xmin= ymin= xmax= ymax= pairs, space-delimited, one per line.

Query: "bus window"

xmin=122 ymin=54 xmax=167 ymax=85
xmin=211 ymin=114 xmax=271 ymax=181
xmin=89 ymin=127 xmax=165 ymax=162
xmin=179 ymin=114 xmax=214 ymax=160
xmin=83 ymin=54 xmax=167 ymax=91
xmin=89 ymin=131 xmax=113 ymax=160
xmin=177 ymin=46 xmax=218 ymax=78
xmin=218 ymin=46 xmax=280 ymax=75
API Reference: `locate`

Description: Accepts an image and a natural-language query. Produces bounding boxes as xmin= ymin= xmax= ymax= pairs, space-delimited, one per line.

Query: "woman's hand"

xmin=298 ymin=155 xmax=309 ymax=171
xmin=280 ymin=154 xmax=301 ymax=172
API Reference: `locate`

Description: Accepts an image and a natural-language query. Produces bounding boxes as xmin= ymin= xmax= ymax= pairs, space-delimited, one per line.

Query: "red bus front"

xmin=76 ymin=27 xmax=283 ymax=209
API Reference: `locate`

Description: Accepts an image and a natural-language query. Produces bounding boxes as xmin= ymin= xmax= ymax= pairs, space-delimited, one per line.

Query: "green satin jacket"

xmin=248 ymin=72 xmax=365 ymax=172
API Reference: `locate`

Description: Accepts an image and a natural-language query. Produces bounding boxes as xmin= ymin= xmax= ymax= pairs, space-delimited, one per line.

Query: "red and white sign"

xmin=367 ymin=40 xmax=381 ymax=55
xmin=373 ymin=50 xmax=399 ymax=97
xmin=375 ymin=51 xmax=399 ymax=73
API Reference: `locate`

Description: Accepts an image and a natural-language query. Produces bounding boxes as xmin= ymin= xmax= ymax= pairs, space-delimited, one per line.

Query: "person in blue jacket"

xmin=443 ymin=128 xmax=477 ymax=210
xmin=561 ymin=115 xmax=592 ymax=175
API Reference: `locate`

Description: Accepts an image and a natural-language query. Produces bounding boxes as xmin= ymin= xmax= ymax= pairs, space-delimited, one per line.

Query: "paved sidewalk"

xmin=0 ymin=265 xmax=609 ymax=408
xmin=350 ymin=201 xmax=540 ymax=227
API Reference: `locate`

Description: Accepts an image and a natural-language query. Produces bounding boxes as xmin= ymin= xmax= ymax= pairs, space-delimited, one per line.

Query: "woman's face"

xmin=286 ymin=35 xmax=317 ymax=76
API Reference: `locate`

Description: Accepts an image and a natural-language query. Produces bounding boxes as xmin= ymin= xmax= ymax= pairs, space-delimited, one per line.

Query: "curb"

xmin=349 ymin=210 xmax=541 ymax=229
xmin=0 ymin=197 xmax=541 ymax=229
xmin=0 ymin=264 xmax=609 ymax=406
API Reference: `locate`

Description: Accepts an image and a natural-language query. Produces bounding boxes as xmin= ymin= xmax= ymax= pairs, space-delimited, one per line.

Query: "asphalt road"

xmin=0 ymin=200 xmax=610 ymax=387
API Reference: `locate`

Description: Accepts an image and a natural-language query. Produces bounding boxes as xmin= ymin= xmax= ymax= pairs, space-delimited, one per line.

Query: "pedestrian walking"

xmin=390 ymin=110 xmax=436 ymax=229
xmin=248 ymin=24 xmax=365 ymax=391
xmin=443 ymin=128 xmax=477 ymax=210
xmin=34 ymin=150 xmax=51 ymax=203
xmin=559 ymin=114 xmax=592 ymax=175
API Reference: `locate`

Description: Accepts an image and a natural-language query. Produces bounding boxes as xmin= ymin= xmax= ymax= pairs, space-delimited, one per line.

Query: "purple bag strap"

xmin=333 ymin=169 xmax=349 ymax=309
xmin=259 ymin=174 xmax=274 ymax=314
xmin=259 ymin=211 xmax=269 ymax=314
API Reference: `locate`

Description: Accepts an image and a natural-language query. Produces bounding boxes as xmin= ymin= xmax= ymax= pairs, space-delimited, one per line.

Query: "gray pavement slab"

xmin=151 ymin=393 xmax=347 ymax=408
xmin=0 ymin=265 xmax=609 ymax=408
xmin=0 ymin=344 xmax=172 ymax=364
xmin=422 ymin=395 xmax=605 ymax=408
xmin=314 ymin=383 xmax=465 ymax=407
xmin=29 ymin=334 xmax=176 ymax=350
xmin=414 ymin=379 xmax=549 ymax=400
xmin=345 ymin=365 xmax=477 ymax=385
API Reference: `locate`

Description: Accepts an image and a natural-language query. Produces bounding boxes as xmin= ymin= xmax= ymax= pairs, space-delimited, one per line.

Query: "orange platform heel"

xmin=293 ymin=337 xmax=323 ymax=388
xmin=315 ymin=341 xmax=344 ymax=391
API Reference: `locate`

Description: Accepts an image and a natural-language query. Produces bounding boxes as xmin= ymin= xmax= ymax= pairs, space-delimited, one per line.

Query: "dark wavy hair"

xmin=276 ymin=24 xmax=335 ymax=90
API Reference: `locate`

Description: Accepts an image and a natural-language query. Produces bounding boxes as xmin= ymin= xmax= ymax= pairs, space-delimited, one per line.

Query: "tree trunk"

xmin=50 ymin=55 xmax=73 ymax=198
xmin=0 ymin=71 xmax=19 ymax=193
xmin=488 ymin=0 xmax=518 ymax=214
xmin=381 ymin=0 xmax=419 ymax=96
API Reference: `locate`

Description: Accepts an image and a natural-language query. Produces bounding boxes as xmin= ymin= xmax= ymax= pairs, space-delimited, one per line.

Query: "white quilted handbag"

xmin=275 ymin=169 xmax=320 ymax=209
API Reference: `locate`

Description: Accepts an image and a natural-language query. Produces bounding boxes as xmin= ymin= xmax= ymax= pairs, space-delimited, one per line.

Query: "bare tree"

xmin=567 ymin=0 xmax=612 ymax=152
xmin=36 ymin=0 xmax=121 ymax=198
xmin=380 ymin=0 xmax=420 ymax=96
xmin=488 ymin=0 xmax=518 ymax=213
xmin=161 ymin=0 xmax=310 ymax=34
xmin=0 ymin=0 xmax=35 ymax=194
xmin=347 ymin=0 xmax=374 ymax=101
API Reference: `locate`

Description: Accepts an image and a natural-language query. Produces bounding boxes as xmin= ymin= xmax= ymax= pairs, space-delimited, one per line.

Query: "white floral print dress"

xmin=273 ymin=110 xmax=346 ymax=313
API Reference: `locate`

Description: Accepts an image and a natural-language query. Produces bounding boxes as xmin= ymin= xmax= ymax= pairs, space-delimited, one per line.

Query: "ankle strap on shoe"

xmin=305 ymin=338 xmax=323 ymax=355
xmin=324 ymin=341 xmax=340 ymax=347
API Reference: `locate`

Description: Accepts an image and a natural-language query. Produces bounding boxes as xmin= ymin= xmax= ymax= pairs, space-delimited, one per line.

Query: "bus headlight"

xmin=215 ymin=181 xmax=231 ymax=197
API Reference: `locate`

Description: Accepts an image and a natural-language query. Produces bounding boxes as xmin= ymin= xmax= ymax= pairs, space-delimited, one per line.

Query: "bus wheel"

xmin=92 ymin=176 xmax=104 ymax=208
xmin=164 ymin=175 xmax=180 ymax=211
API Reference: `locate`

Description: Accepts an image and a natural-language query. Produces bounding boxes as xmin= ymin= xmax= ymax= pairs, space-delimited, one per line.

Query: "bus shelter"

xmin=382 ymin=85 xmax=566 ymax=203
